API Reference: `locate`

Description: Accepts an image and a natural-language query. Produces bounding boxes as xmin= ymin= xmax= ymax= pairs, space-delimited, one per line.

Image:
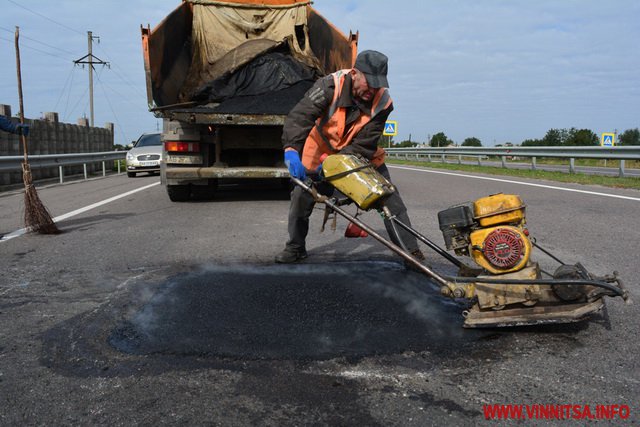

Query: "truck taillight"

xmin=165 ymin=141 xmax=200 ymax=152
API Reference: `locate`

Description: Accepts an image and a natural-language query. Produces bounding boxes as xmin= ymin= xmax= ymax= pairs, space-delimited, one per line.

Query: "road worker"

xmin=276 ymin=50 xmax=425 ymax=264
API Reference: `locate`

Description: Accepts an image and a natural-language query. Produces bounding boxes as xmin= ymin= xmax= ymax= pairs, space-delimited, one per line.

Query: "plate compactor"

xmin=291 ymin=154 xmax=630 ymax=328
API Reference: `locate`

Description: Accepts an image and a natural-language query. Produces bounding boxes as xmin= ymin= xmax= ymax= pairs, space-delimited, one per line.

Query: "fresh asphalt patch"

xmin=41 ymin=261 xmax=596 ymax=379
xmin=107 ymin=262 xmax=479 ymax=359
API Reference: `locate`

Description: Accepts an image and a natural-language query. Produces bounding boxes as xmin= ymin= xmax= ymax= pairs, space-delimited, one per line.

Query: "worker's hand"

xmin=16 ymin=124 xmax=29 ymax=137
xmin=284 ymin=150 xmax=306 ymax=180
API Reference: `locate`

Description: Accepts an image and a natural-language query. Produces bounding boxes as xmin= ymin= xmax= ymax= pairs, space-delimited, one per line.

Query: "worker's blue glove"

xmin=284 ymin=150 xmax=306 ymax=180
xmin=16 ymin=124 xmax=29 ymax=137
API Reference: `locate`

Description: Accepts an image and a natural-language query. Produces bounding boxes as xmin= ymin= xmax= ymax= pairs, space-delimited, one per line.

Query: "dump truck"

xmin=141 ymin=0 xmax=357 ymax=201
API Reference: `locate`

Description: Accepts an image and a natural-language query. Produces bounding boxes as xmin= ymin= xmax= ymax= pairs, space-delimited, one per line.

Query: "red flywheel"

xmin=483 ymin=228 xmax=525 ymax=268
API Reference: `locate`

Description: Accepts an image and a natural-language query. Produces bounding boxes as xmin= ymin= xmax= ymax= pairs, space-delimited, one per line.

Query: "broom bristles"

xmin=24 ymin=185 xmax=59 ymax=234
xmin=22 ymin=164 xmax=59 ymax=235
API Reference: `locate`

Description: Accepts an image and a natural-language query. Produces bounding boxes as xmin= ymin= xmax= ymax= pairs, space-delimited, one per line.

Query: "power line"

xmin=95 ymin=72 xmax=146 ymax=109
xmin=0 ymin=34 xmax=74 ymax=62
xmin=3 ymin=21 xmax=147 ymax=119
xmin=62 ymin=67 xmax=78 ymax=120
xmin=7 ymin=23 xmax=148 ymax=104
xmin=53 ymin=65 xmax=76 ymax=112
xmin=0 ymin=25 xmax=78 ymax=56
xmin=63 ymin=66 xmax=101 ymax=123
xmin=102 ymin=88 xmax=146 ymax=111
xmin=94 ymin=43 xmax=147 ymax=99
xmin=64 ymin=83 xmax=89 ymax=123
xmin=96 ymin=71 xmax=129 ymax=145
xmin=6 ymin=0 xmax=84 ymax=36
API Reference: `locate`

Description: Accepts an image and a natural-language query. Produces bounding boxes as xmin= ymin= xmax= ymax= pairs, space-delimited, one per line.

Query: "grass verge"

xmin=387 ymin=159 xmax=640 ymax=190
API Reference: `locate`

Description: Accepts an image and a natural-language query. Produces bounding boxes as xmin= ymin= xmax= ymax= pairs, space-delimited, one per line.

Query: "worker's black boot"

xmin=275 ymin=247 xmax=308 ymax=264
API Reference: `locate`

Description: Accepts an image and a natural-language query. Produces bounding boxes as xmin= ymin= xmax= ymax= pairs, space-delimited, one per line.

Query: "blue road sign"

xmin=601 ymin=132 xmax=615 ymax=147
xmin=383 ymin=121 xmax=397 ymax=136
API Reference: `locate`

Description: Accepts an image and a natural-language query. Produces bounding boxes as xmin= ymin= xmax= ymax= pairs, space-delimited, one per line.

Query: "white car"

xmin=126 ymin=133 xmax=162 ymax=177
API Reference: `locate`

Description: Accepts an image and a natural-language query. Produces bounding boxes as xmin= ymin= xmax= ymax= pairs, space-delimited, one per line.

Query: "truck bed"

xmin=142 ymin=1 xmax=356 ymax=110
xmin=164 ymin=81 xmax=313 ymax=125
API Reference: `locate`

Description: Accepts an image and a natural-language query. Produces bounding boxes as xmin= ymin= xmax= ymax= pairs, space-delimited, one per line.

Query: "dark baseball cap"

xmin=354 ymin=50 xmax=389 ymax=88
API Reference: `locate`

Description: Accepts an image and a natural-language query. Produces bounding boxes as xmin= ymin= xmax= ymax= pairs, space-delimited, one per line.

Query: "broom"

xmin=14 ymin=26 xmax=59 ymax=234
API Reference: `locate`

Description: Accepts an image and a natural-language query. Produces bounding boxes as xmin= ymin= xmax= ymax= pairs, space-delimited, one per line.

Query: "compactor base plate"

xmin=463 ymin=299 xmax=605 ymax=328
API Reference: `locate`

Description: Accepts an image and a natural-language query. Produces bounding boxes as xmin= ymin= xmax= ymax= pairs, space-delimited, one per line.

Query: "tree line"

xmin=383 ymin=127 xmax=640 ymax=147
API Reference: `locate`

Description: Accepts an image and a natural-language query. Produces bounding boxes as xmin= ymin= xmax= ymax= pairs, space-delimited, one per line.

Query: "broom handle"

xmin=14 ymin=26 xmax=28 ymax=164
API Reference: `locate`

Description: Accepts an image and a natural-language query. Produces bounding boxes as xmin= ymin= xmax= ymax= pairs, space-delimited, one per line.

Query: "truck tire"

xmin=191 ymin=179 xmax=218 ymax=200
xmin=127 ymin=172 xmax=136 ymax=178
xmin=167 ymin=185 xmax=191 ymax=202
xmin=280 ymin=178 xmax=293 ymax=191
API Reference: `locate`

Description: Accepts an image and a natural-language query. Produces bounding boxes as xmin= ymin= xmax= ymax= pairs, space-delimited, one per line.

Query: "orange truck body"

xmin=141 ymin=0 xmax=357 ymax=200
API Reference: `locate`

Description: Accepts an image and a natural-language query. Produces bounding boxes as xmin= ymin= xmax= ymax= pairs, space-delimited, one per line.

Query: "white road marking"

xmin=338 ymin=369 xmax=431 ymax=381
xmin=389 ymin=165 xmax=640 ymax=202
xmin=1 ymin=182 xmax=160 ymax=242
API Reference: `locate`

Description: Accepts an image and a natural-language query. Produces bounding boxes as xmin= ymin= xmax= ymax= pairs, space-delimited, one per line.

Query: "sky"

xmin=1 ymin=0 xmax=638 ymax=147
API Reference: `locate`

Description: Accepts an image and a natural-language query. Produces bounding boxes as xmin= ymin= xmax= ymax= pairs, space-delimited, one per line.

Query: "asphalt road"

xmin=1 ymin=168 xmax=638 ymax=425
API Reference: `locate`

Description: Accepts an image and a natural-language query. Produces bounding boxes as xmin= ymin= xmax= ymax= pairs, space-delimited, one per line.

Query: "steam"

xmin=112 ymin=260 xmax=473 ymax=358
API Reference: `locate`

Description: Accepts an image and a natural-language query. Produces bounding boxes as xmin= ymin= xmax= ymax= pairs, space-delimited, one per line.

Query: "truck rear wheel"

xmin=167 ymin=185 xmax=191 ymax=202
xmin=192 ymin=179 xmax=218 ymax=200
xmin=191 ymin=185 xmax=216 ymax=200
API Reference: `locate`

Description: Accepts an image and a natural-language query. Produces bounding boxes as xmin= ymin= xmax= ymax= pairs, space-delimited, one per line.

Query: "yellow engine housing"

xmin=474 ymin=194 xmax=525 ymax=227
xmin=322 ymin=154 xmax=395 ymax=210
xmin=470 ymin=225 xmax=531 ymax=274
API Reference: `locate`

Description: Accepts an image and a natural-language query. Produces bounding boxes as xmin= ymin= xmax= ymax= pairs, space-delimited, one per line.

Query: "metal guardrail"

xmin=0 ymin=151 xmax=126 ymax=183
xmin=385 ymin=146 xmax=640 ymax=177
xmin=385 ymin=146 xmax=640 ymax=159
xmin=2 ymin=146 xmax=638 ymax=182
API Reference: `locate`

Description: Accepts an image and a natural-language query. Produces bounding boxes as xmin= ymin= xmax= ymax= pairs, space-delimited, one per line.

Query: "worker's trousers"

xmin=284 ymin=163 xmax=419 ymax=253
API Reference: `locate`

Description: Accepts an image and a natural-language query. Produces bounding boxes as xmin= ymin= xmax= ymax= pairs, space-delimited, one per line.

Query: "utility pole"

xmin=74 ymin=31 xmax=109 ymax=127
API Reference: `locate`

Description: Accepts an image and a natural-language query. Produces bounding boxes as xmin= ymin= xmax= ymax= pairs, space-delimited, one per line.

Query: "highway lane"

xmin=1 ymin=168 xmax=638 ymax=425
xmin=0 ymin=174 xmax=162 ymax=238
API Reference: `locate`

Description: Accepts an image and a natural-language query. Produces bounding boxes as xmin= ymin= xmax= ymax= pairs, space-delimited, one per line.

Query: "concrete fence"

xmin=0 ymin=104 xmax=114 ymax=186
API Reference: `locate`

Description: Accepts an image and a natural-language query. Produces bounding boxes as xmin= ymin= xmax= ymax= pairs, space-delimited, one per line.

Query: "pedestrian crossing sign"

xmin=601 ymin=132 xmax=615 ymax=147
xmin=383 ymin=121 xmax=397 ymax=136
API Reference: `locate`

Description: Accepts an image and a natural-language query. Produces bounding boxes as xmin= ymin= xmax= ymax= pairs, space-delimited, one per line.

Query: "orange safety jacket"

xmin=300 ymin=69 xmax=392 ymax=171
